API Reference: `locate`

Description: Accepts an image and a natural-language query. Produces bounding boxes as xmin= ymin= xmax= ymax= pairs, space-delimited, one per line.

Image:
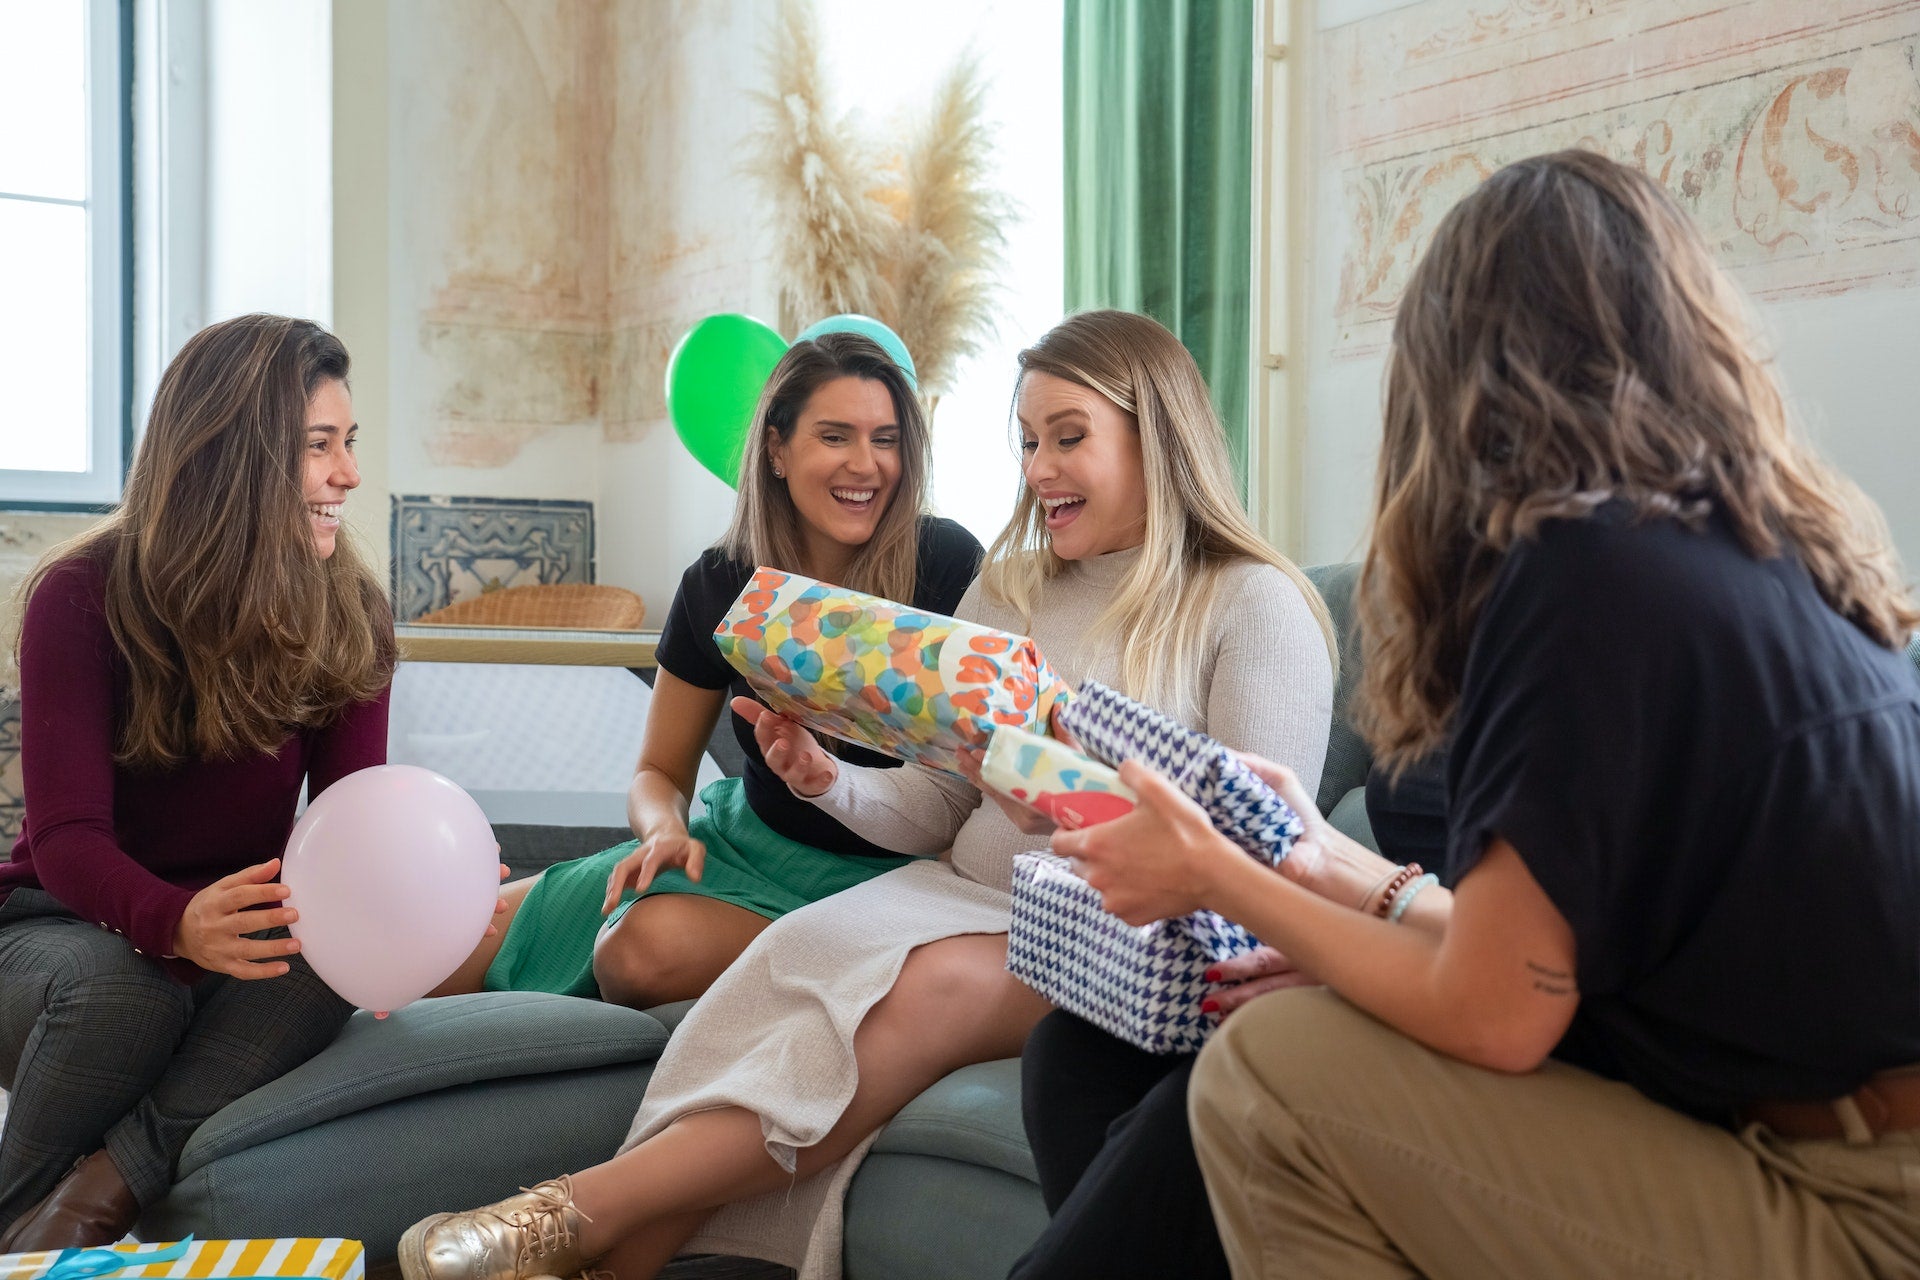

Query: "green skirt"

xmin=482 ymin=777 xmax=915 ymax=998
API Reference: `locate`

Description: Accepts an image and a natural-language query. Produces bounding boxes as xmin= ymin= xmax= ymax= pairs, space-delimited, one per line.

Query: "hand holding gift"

xmin=732 ymin=696 xmax=839 ymax=797
xmin=1005 ymin=683 xmax=1309 ymax=1054
xmin=977 ymin=725 xmax=1136 ymax=833
xmin=1049 ymin=762 xmax=1231 ymax=925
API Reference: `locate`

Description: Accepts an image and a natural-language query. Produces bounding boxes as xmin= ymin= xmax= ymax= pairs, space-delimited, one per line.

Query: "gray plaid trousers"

xmin=0 ymin=887 xmax=352 ymax=1228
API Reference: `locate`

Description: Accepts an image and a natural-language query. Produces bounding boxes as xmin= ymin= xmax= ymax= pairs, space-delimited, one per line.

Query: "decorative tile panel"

xmin=390 ymin=496 xmax=595 ymax=621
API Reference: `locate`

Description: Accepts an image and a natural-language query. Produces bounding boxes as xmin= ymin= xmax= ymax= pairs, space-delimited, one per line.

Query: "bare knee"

xmin=865 ymin=936 xmax=1042 ymax=1067
xmin=592 ymin=899 xmax=763 ymax=1009
xmin=593 ymin=917 xmax=686 ymax=1009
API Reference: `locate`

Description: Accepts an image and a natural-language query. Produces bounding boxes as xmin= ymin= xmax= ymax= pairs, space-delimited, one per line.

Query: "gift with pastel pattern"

xmin=714 ymin=567 xmax=1072 ymax=776
xmin=980 ymin=725 xmax=1136 ymax=827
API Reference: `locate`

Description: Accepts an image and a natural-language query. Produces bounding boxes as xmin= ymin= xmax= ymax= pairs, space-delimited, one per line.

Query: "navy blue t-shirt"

xmin=1444 ymin=503 xmax=1920 ymax=1121
xmin=654 ymin=516 xmax=983 ymax=858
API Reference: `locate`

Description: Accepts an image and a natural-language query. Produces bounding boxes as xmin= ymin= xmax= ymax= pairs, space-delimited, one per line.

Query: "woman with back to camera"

xmin=0 ymin=315 xmax=394 ymax=1250
xmin=436 ymin=331 xmax=984 ymax=1009
xmin=1061 ymin=150 xmax=1920 ymax=1278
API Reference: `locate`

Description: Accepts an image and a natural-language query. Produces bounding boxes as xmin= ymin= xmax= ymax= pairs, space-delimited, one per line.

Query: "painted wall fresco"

xmin=1323 ymin=0 xmax=1920 ymax=357
xmin=390 ymin=0 xmax=614 ymax=468
xmin=388 ymin=0 xmax=771 ymax=467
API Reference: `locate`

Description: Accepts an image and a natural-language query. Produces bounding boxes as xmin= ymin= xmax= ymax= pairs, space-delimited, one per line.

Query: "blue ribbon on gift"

xmin=35 ymin=1237 xmax=339 ymax=1280
xmin=43 ymin=1237 xmax=192 ymax=1280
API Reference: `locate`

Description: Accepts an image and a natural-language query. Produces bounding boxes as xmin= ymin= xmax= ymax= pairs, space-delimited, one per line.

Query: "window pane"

xmin=0 ymin=2 xmax=88 ymax=200
xmin=0 ymin=199 xmax=89 ymax=473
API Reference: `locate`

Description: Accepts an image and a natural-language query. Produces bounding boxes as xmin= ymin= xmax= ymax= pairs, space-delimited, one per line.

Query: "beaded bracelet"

xmin=1371 ymin=864 xmax=1421 ymax=918
xmin=1387 ymin=872 xmax=1440 ymax=924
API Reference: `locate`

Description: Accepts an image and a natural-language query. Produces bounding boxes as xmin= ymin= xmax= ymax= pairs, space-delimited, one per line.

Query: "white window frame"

xmin=1 ymin=0 xmax=129 ymax=509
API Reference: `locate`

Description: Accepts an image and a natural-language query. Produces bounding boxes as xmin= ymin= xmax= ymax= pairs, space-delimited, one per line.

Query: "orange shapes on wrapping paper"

xmin=723 ymin=567 xmax=792 ymax=643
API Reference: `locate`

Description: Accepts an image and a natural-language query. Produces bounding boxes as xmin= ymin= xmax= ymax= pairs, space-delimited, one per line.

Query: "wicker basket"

xmin=412 ymin=583 xmax=646 ymax=631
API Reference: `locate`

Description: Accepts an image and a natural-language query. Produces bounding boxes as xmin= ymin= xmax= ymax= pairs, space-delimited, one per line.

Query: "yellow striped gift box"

xmin=0 ymin=1238 xmax=364 ymax=1280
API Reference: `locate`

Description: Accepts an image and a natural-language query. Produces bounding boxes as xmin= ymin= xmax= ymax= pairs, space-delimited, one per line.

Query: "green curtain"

xmin=1064 ymin=0 xmax=1255 ymax=489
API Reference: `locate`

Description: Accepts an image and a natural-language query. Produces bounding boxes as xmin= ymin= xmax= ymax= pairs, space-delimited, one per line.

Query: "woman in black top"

xmin=442 ymin=332 xmax=982 ymax=1007
xmin=1057 ymin=150 xmax=1920 ymax=1277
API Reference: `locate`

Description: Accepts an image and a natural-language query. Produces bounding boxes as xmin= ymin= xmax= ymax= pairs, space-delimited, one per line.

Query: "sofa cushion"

xmin=844 ymin=1152 xmax=1047 ymax=1280
xmin=1303 ymin=563 xmax=1368 ymax=816
xmin=870 ymin=1057 xmax=1033 ymax=1182
xmin=145 ymin=1060 xmax=660 ymax=1263
xmin=175 ymin=992 xmax=668 ymax=1176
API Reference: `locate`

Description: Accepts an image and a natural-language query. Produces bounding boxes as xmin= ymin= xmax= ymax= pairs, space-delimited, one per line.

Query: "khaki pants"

xmin=1189 ymin=988 xmax=1920 ymax=1280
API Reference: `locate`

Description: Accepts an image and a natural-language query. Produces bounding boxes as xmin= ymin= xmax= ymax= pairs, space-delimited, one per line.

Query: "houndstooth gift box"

xmin=1057 ymin=680 xmax=1302 ymax=865
xmin=1008 ymin=852 xmax=1262 ymax=1054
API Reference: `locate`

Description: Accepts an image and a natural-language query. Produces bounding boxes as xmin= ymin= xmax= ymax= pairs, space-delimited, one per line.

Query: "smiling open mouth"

xmin=832 ymin=488 xmax=877 ymax=511
xmin=1042 ymin=494 xmax=1085 ymax=528
xmin=309 ymin=503 xmax=342 ymax=528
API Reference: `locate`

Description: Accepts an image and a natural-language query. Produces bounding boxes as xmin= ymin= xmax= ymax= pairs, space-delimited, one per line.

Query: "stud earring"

xmin=773 ymin=467 xmax=784 ymax=478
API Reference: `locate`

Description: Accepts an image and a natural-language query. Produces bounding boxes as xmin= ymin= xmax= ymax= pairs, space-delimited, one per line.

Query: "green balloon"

xmin=666 ymin=314 xmax=790 ymax=486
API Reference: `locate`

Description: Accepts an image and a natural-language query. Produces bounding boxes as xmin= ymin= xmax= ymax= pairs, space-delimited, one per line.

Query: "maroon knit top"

xmin=2 ymin=555 xmax=390 ymax=981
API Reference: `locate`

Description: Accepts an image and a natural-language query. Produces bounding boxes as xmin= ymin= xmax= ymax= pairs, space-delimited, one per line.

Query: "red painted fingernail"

xmin=1203 ymin=967 xmax=1220 ymax=982
xmin=1200 ymin=998 xmax=1219 ymax=1013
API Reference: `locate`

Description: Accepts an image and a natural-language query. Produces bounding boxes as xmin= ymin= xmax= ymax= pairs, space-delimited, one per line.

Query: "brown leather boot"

xmin=0 ymin=1150 xmax=139 ymax=1252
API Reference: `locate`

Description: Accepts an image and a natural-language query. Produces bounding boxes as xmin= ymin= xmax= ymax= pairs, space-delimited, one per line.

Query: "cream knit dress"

xmin=618 ymin=547 xmax=1335 ymax=1278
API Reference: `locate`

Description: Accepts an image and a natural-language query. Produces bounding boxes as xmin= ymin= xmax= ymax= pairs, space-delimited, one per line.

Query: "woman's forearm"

xmin=627 ymin=767 xmax=693 ymax=842
xmin=1205 ymin=854 xmax=1536 ymax=1071
xmin=1286 ymin=826 xmax=1452 ymax=938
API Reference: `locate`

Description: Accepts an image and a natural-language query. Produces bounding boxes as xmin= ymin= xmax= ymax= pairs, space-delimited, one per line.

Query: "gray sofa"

xmin=139 ymin=564 xmax=1383 ymax=1278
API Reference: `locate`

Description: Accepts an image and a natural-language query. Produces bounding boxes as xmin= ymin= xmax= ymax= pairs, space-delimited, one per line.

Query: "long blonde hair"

xmin=19 ymin=314 xmax=394 ymax=769
xmin=1357 ymin=150 xmax=1919 ymax=771
xmin=983 ymin=310 xmax=1335 ymax=717
xmin=721 ymin=331 xmax=931 ymax=603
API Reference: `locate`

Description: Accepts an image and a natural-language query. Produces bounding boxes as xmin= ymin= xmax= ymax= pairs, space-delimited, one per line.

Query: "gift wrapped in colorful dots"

xmin=714 ymin=567 xmax=1073 ymax=776
xmin=981 ymin=725 xmax=1137 ymax=828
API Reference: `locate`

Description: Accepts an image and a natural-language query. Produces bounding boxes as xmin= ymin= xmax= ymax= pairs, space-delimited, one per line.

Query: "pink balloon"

xmin=282 ymin=765 xmax=498 ymax=1013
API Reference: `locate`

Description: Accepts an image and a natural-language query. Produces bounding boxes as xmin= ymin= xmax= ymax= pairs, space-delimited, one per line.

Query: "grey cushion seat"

xmin=140 ymin=994 xmax=669 ymax=1252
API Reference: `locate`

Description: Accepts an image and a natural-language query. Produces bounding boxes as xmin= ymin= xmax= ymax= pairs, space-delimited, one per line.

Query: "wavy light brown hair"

xmin=20 ymin=314 xmax=394 ymax=768
xmin=722 ymin=330 xmax=931 ymax=603
xmin=1356 ymin=150 xmax=1918 ymax=770
xmin=983 ymin=310 xmax=1335 ymax=719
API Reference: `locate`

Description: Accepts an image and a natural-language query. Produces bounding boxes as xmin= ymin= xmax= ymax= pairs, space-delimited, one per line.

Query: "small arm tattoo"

xmin=1526 ymin=960 xmax=1575 ymax=997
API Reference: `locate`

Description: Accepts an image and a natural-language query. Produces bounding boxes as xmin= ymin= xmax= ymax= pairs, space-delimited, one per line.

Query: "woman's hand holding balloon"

xmin=483 ymin=856 xmax=509 ymax=937
xmin=173 ymin=858 xmax=303 ymax=979
xmin=731 ymin=696 xmax=838 ymax=797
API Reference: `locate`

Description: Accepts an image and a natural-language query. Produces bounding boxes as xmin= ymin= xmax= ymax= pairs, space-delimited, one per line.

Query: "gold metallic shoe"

xmin=396 ymin=1177 xmax=595 ymax=1280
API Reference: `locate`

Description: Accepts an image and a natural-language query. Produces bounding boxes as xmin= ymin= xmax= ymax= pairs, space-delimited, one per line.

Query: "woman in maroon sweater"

xmin=0 ymin=314 xmax=394 ymax=1250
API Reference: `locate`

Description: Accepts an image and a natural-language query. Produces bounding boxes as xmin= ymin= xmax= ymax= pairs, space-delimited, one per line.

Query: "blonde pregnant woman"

xmin=398 ymin=310 xmax=1338 ymax=1280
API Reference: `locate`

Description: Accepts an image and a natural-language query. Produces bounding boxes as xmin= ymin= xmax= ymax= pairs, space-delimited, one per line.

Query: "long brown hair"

xmin=721 ymin=330 xmax=931 ymax=603
xmin=20 ymin=314 xmax=395 ymax=768
xmin=1356 ymin=150 xmax=1918 ymax=770
xmin=983 ymin=310 xmax=1335 ymax=718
